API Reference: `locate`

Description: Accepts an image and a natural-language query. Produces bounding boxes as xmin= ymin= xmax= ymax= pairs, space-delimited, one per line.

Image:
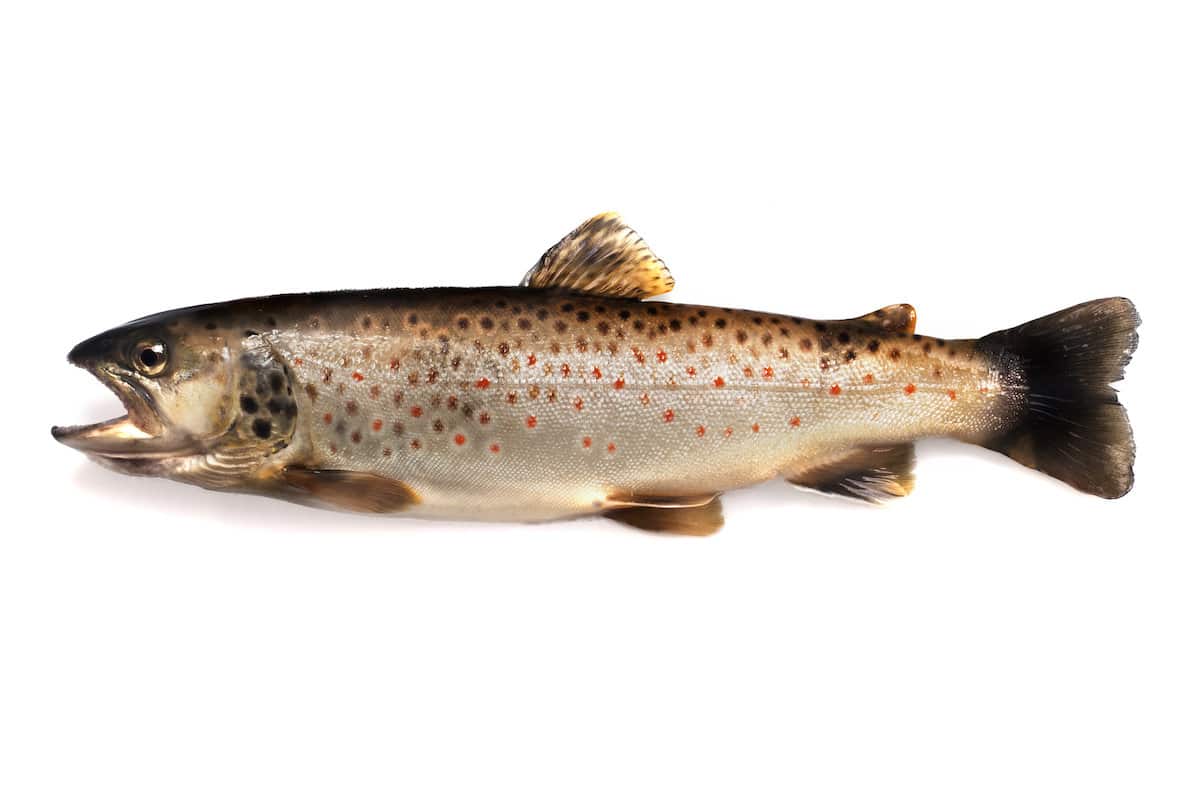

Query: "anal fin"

xmin=604 ymin=494 xmax=724 ymax=535
xmin=785 ymin=444 xmax=915 ymax=503
xmin=280 ymin=467 xmax=419 ymax=513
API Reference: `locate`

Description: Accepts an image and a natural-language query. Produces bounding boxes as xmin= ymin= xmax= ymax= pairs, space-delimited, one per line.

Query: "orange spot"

xmin=762 ymin=366 xmax=775 ymax=379
xmin=713 ymin=376 xmax=725 ymax=388
xmin=743 ymin=367 xmax=754 ymax=378
xmin=454 ymin=433 xmax=466 ymax=446
xmin=592 ymin=366 xmax=602 ymax=379
xmin=561 ymin=364 xmax=571 ymax=377
xmin=372 ymin=419 xmax=383 ymax=432
xmin=830 ymin=384 xmax=841 ymax=396
xmin=980 ymin=386 xmax=989 ymax=393
xmin=607 ymin=442 xmax=616 ymax=453
xmin=352 ymin=371 xmax=364 ymax=382
xmin=390 ymin=358 xmax=400 ymax=370
xmin=613 ymin=377 xmax=625 ymax=390
xmin=323 ymin=412 xmax=333 ymax=425
xmin=948 ymin=389 xmax=957 ymax=401
xmin=790 ymin=416 xmax=801 ymax=427
xmin=640 ymin=393 xmax=650 ymax=405
xmin=663 ymin=409 xmax=675 ymax=423
xmin=475 ymin=378 xmax=490 ymax=389
xmin=752 ymin=423 xmax=760 ymax=433
xmin=293 ymin=358 xmax=303 ymax=366
xmin=573 ymin=397 xmax=584 ymax=411
xmin=905 ymin=384 xmax=916 ymax=395
xmin=410 ymin=406 xmax=423 ymax=417
xmin=723 ymin=426 xmax=733 ymax=437
xmin=526 ymin=415 xmax=538 ymax=428
xmin=656 ymin=350 xmax=668 ymax=363
xmin=582 ymin=436 xmax=592 ymax=448
xmin=633 ymin=348 xmax=645 ymax=364
xmin=696 ymin=425 xmax=706 ymax=437
xmin=489 ymin=443 xmax=500 ymax=453
xmin=863 ymin=373 xmax=874 ymax=384
xmin=527 ymin=354 xmax=537 ymax=366
xmin=686 ymin=366 xmax=697 ymax=377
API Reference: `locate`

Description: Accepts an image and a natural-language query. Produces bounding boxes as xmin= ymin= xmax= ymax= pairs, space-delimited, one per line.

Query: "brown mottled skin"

xmin=53 ymin=214 xmax=1137 ymax=531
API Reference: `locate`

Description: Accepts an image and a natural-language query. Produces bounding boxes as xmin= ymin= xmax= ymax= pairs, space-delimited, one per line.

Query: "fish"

xmin=52 ymin=212 xmax=1140 ymax=534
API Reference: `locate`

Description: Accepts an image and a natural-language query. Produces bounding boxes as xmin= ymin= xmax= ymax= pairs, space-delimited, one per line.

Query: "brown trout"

xmin=53 ymin=213 xmax=1139 ymax=533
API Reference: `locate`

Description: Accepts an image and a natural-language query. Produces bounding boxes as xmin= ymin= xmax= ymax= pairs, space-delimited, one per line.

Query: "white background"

xmin=1 ymin=2 xmax=1196 ymax=798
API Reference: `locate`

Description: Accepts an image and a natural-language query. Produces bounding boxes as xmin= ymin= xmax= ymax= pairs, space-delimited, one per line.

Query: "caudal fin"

xmin=978 ymin=298 xmax=1140 ymax=498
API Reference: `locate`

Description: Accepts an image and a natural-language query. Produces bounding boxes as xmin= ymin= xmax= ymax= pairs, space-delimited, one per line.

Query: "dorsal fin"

xmin=784 ymin=444 xmax=915 ymax=503
xmin=850 ymin=304 xmax=917 ymax=334
xmin=522 ymin=212 xmax=674 ymax=299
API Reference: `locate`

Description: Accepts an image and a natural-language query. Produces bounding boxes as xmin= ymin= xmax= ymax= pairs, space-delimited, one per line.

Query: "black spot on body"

xmin=240 ymin=396 xmax=259 ymax=413
xmin=252 ymin=419 xmax=272 ymax=439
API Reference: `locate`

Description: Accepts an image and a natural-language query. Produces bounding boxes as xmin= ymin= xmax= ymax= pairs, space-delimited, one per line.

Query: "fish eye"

xmin=132 ymin=340 xmax=168 ymax=376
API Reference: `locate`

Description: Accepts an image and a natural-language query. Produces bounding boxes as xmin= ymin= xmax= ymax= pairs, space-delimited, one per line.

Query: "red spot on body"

xmin=762 ymin=366 xmax=775 ymax=379
xmin=454 ymin=433 xmax=466 ymax=446
xmin=489 ymin=443 xmax=500 ymax=453
xmin=743 ymin=367 xmax=754 ymax=378
xmin=607 ymin=442 xmax=616 ymax=453
xmin=948 ymin=389 xmax=957 ymax=401
xmin=390 ymin=358 xmax=400 ymax=370
xmin=632 ymin=348 xmax=645 ymax=364
xmin=592 ymin=366 xmax=602 ymax=379
xmin=863 ymin=374 xmax=874 ymax=384
xmin=663 ymin=409 xmax=675 ymax=423
xmin=713 ymin=376 xmax=725 ymax=388
xmin=582 ymin=436 xmax=592 ymax=448
xmin=479 ymin=412 xmax=491 ymax=425
xmin=905 ymin=384 xmax=917 ymax=395
xmin=830 ymin=384 xmax=841 ymax=396
xmin=752 ymin=423 xmax=760 ymax=433
xmin=475 ymin=378 xmax=490 ymax=389
xmin=723 ymin=426 xmax=733 ymax=437
xmin=410 ymin=406 xmax=423 ymax=417
xmin=323 ymin=412 xmax=333 ymax=425
xmin=613 ymin=377 xmax=625 ymax=390
xmin=656 ymin=350 xmax=668 ymax=363
xmin=696 ymin=425 xmax=706 ymax=437
xmin=293 ymin=358 xmax=303 ymax=366
xmin=790 ymin=416 xmax=801 ymax=427
xmin=573 ymin=397 xmax=584 ymax=411
xmin=507 ymin=392 xmax=518 ymax=404
xmin=527 ymin=354 xmax=537 ymax=366
xmin=686 ymin=366 xmax=697 ymax=377
xmin=526 ymin=415 xmax=537 ymax=428
xmin=640 ymin=393 xmax=650 ymax=405
xmin=352 ymin=371 xmax=364 ymax=382
xmin=561 ymin=364 xmax=571 ymax=377
xmin=411 ymin=439 xmax=421 ymax=449
xmin=372 ymin=419 xmax=383 ymax=431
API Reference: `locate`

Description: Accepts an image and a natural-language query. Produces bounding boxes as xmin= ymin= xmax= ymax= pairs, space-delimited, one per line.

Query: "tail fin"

xmin=978 ymin=298 xmax=1140 ymax=498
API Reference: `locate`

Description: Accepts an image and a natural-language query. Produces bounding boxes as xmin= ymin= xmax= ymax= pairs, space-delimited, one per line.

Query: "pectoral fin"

xmin=280 ymin=467 xmax=419 ymax=513
xmin=604 ymin=494 xmax=724 ymax=535
xmin=784 ymin=444 xmax=915 ymax=503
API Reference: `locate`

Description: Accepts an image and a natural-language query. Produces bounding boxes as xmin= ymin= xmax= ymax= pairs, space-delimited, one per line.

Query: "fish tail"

xmin=975 ymin=298 xmax=1140 ymax=498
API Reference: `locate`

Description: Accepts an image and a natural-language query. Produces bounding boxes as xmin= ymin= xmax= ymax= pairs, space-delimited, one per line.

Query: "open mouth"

xmin=51 ymin=364 xmax=193 ymax=460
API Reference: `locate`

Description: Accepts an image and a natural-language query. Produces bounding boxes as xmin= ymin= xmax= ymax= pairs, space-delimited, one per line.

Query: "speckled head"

xmin=52 ymin=306 xmax=297 ymax=486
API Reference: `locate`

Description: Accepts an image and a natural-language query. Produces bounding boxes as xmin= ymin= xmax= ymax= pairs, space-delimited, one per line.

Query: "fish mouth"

xmin=51 ymin=363 xmax=195 ymax=460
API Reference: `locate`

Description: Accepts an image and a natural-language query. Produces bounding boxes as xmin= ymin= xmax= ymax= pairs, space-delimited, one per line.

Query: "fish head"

xmin=53 ymin=310 xmax=298 ymax=486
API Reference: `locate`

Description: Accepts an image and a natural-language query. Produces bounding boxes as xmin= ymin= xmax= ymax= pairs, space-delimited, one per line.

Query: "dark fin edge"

xmin=978 ymin=297 xmax=1140 ymax=499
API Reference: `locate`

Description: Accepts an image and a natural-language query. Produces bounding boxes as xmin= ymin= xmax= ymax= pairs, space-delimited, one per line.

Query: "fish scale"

xmin=53 ymin=212 xmax=1139 ymax=533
